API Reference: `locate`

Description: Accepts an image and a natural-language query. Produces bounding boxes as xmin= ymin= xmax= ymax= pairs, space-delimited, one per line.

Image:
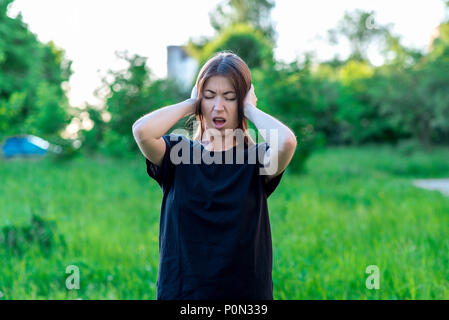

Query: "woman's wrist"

xmin=183 ymin=98 xmax=197 ymax=115
xmin=244 ymin=103 xmax=255 ymax=120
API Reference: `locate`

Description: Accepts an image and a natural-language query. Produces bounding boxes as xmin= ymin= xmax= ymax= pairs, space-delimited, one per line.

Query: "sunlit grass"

xmin=1 ymin=144 xmax=449 ymax=299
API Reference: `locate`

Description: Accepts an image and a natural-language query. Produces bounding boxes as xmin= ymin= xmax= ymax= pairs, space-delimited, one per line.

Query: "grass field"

xmin=1 ymin=144 xmax=449 ymax=299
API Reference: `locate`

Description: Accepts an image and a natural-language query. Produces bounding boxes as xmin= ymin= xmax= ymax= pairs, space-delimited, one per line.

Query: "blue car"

xmin=1 ymin=135 xmax=62 ymax=159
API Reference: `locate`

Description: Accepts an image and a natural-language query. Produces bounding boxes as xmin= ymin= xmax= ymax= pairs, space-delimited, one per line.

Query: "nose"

xmin=213 ymin=96 xmax=225 ymax=111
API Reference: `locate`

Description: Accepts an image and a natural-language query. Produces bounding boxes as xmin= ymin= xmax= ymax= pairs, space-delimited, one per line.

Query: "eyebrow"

xmin=205 ymin=89 xmax=235 ymax=95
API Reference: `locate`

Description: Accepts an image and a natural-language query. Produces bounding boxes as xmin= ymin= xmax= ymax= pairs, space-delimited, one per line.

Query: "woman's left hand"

xmin=244 ymin=84 xmax=257 ymax=108
xmin=244 ymin=84 xmax=258 ymax=119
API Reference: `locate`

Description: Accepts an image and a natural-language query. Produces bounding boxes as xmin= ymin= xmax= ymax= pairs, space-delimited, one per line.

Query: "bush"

xmin=396 ymin=138 xmax=425 ymax=157
xmin=187 ymin=23 xmax=274 ymax=70
xmin=98 ymin=129 xmax=134 ymax=158
xmin=0 ymin=214 xmax=66 ymax=257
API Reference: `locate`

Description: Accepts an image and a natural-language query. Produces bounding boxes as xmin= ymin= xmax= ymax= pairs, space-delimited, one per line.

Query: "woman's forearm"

xmin=132 ymin=98 xmax=196 ymax=141
xmin=244 ymin=103 xmax=297 ymax=150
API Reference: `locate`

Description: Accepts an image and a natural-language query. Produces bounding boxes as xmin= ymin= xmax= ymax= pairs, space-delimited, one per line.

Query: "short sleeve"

xmin=145 ymin=134 xmax=181 ymax=191
xmin=258 ymin=142 xmax=285 ymax=198
xmin=263 ymin=170 xmax=285 ymax=198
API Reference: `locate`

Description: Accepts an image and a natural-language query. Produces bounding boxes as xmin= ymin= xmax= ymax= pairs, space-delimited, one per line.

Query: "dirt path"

xmin=413 ymin=178 xmax=449 ymax=196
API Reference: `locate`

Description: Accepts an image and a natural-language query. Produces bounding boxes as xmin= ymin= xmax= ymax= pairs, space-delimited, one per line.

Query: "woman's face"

xmin=201 ymin=76 xmax=239 ymax=134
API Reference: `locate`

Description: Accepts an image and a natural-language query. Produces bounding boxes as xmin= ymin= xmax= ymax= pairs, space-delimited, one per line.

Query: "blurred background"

xmin=1 ymin=0 xmax=449 ymax=299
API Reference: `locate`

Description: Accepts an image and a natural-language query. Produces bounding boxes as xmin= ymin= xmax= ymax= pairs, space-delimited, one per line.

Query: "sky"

xmin=7 ymin=0 xmax=447 ymax=109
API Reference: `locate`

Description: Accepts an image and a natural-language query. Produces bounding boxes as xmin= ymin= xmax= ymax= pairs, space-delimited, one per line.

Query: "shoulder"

xmin=162 ymin=133 xmax=190 ymax=147
xmin=164 ymin=133 xmax=184 ymax=142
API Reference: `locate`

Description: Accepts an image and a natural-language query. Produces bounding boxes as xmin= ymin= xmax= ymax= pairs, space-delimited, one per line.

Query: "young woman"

xmin=132 ymin=51 xmax=297 ymax=300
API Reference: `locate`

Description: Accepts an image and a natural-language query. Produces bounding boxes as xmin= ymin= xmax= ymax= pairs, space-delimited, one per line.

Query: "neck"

xmin=201 ymin=128 xmax=238 ymax=151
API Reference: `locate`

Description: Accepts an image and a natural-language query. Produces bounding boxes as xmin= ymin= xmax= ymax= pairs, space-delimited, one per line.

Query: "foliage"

xmin=361 ymin=24 xmax=449 ymax=148
xmin=0 ymin=0 xmax=73 ymax=141
xmin=209 ymin=0 xmax=277 ymax=43
xmin=186 ymin=0 xmax=276 ymax=68
xmin=328 ymin=9 xmax=391 ymax=62
xmin=187 ymin=23 xmax=274 ymax=71
xmin=318 ymin=17 xmax=449 ymax=148
xmin=77 ymin=104 xmax=107 ymax=155
xmin=0 ymin=214 xmax=65 ymax=257
xmin=80 ymin=50 xmax=185 ymax=157
xmin=4 ymin=0 xmax=447 ymax=165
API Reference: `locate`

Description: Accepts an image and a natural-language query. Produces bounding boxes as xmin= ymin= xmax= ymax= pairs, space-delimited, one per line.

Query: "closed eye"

xmin=205 ymin=96 xmax=236 ymax=101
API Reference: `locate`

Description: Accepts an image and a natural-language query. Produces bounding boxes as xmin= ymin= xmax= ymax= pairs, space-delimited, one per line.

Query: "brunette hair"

xmin=188 ymin=51 xmax=256 ymax=147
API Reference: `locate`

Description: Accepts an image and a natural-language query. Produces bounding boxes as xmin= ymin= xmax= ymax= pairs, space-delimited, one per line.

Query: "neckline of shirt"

xmin=199 ymin=142 xmax=239 ymax=153
xmin=171 ymin=134 xmax=262 ymax=153
xmin=191 ymin=139 xmax=253 ymax=153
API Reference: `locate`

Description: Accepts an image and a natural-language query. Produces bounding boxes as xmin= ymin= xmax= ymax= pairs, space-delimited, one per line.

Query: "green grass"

xmin=1 ymin=144 xmax=449 ymax=299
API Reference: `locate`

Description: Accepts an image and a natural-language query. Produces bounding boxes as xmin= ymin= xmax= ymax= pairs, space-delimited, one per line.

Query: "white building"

xmin=167 ymin=45 xmax=199 ymax=92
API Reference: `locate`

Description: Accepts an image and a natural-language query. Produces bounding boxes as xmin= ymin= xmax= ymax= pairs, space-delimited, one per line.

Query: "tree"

xmin=83 ymin=50 xmax=184 ymax=156
xmin=188 ymin=23 xmax=274 ymax=72
xmin=380 ymin=33 xmax=423 ymax=68
xmin=0 ymin=0 xmax=73 ymax=141
xmin=209 ymin=0 xmax=277 ymax=44
xmin=328 ymin=9 xmax=391 ymax=62
xmin=187 ymin=0 xmax=277 ymax=61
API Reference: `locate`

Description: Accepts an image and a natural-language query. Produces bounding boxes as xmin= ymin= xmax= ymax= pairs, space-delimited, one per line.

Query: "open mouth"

xmin=213 ymin=117 xmax=226 ymax=128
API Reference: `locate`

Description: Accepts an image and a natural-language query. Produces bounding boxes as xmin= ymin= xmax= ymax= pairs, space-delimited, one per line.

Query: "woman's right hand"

xmin=190 ymin=84 xmax=198 ymax=100
xmin=187 ymin=84 xmax=198 ymax=115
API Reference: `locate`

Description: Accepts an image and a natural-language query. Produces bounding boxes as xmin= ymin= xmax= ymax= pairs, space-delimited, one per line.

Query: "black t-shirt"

xmin=144 ymin=133 xmax=285 ymax=300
